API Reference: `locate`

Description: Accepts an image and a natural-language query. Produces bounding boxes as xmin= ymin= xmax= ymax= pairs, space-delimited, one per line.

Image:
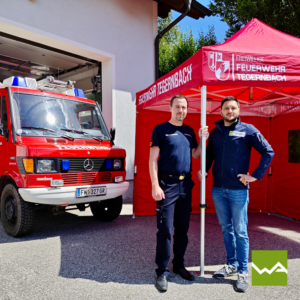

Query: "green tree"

xmin=158 ymin=12 xmax=182 ymax=77
xmin=158 ymin=12 xmax=218 ymax=77
xmin=197 ymin=25 xmax=218 ymax=48
xmin=209 ymin=0 xmax=300 ymax=39
xmin=158 ymin=12 xmax=181 ymax=43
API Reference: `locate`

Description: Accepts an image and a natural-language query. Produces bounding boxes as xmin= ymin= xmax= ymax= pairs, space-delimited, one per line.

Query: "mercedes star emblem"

xmin=83 ymin=158 xmax=94 ymax=171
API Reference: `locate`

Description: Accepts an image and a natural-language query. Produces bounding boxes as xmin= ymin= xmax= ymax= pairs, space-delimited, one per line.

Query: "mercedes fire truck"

xmin=0 ymin=76 xmax=128 ymax=237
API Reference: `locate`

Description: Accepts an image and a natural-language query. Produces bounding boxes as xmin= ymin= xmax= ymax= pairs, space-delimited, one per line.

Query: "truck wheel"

xmin=90 ymin=196 xmax=123 ymax=221
xmin=0 ymin=184 xmax=36 ymax=237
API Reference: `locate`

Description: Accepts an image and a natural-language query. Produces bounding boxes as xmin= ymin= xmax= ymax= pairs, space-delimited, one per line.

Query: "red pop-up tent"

xmin=133 ymin=19 xmax=300 ymax=274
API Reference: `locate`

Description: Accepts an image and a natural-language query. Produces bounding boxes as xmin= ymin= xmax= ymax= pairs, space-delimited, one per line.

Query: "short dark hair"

xmin=221 ymin=96 xmax=240 ymax=108
xmin=170 ymin=94 xmax=189 ymax=108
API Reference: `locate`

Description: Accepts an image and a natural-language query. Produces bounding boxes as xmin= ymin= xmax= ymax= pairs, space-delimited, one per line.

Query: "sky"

xmin=173 ymin=0 xmax=229 ymax=43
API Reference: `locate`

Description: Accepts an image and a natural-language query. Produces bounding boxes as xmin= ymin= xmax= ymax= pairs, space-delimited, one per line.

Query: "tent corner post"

xmin=200 ymin=85 xmax=207 ymax=277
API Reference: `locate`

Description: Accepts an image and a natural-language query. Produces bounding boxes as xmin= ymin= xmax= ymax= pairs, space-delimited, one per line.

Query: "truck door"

xmin=0 ymin=93 xmax=9 ymax=175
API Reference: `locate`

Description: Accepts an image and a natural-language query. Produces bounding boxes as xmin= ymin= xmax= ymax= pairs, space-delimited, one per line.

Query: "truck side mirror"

xmin=110 ymin=127 xmax=115 ymax=141
xmin=0 ymin=125 xmax=8 ymax=138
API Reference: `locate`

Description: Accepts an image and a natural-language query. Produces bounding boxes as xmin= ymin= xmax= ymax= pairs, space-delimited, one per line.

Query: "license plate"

xmin=76 ymin=187 xmax=107 ymax=198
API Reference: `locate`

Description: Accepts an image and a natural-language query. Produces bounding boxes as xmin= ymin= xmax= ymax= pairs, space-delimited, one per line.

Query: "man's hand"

xmin=197 ymin=170 xmax=208 ymax=181
xmin=199 ymin=126 xmax=209 ymax=139
xmin=152 ymin=184 xmax=165 ymax=201
xmin=237 ymin=173 xmax=257 ymax=186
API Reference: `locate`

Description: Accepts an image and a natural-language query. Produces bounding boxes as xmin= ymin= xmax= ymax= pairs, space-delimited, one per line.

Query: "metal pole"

xmin=200 ymin=85 xmax=207 ymax=277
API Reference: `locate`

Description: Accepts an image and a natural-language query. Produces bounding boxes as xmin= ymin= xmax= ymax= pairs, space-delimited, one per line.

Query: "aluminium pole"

xmin=200 ymin=85 xmax=207 ymax=277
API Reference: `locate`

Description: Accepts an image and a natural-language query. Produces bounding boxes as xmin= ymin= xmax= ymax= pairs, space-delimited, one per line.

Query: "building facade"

xmin=0 ymin=0 xmax=159 ymax=200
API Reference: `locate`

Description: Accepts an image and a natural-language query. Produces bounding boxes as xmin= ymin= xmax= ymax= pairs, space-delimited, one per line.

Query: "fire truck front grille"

xmin=81 ymin=173 xmax=97 ymax=184
xmin=61 ymin=172 xmax=112 ymax=186
xmin=98 ymin=172 xmax=112 ymax=182
xmin=61 ymin=173 xmax=79 ymax=185
xmin=59 ymin=158 xmax=106 ymax=172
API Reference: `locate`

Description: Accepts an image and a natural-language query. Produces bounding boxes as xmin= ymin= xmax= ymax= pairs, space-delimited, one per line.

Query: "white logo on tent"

xmin=209 ymin=52 xmax=230 ymax=81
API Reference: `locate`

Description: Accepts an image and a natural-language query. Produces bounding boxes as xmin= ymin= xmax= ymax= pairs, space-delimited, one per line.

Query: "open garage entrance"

xmin=0 ymin=32 xmax=102 ymax=108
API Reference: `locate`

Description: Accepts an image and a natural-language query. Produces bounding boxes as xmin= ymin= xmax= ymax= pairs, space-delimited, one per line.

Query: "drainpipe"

xmin=155 ymin=0 xmax=192 ymax=80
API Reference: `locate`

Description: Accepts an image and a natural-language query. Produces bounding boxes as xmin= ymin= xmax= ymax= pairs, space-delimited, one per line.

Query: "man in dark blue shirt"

xmin=149 ymin=94 xmax=208 ymax=292
xmin=204 ymin=96 xmax=274 ymax=293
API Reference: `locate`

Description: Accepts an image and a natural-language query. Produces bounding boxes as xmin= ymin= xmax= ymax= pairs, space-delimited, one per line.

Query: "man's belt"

xmin=159 ymin=173 xmax=191 ymax=180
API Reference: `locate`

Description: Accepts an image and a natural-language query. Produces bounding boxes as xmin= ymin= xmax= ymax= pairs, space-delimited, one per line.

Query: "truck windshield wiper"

xmin=91 ymin=136 xmax=103 ymax=142
xmin=61 ymin=128 xmax=103 ymax=142
xmin=21 ymin=126 xmax=74 ymax=141
xmin=60 ymin=128 xmax=88 ymax=135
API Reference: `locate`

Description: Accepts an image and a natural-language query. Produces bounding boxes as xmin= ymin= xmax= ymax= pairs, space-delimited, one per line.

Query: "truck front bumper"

xmin=19 ymin=182 xmax=129 ymax=205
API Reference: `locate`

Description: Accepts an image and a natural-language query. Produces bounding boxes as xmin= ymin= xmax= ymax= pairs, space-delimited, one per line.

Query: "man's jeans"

xmin=211 ymin=187 xmax=249 ymax=273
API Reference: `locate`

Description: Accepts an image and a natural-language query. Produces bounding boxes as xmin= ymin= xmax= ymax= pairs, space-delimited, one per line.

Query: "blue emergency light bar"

xmin=74 ymin=88 xmax=86 ymax=98
xmin=62 ymin=160 xmax=70 ymax=171
xmin=3 ymin=76 xmax=28 ymax=88
xmin=12 ymin=77 xmax=28 ymax=87
xmin=64 ymin=88 xmax=86 ymax=98
xmin=3 ymin=76 xmax=85 ymax=97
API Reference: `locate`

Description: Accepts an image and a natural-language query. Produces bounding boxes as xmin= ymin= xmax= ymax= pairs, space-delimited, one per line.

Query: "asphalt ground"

xmin=0 ymin=204 xmax=300 ymax=300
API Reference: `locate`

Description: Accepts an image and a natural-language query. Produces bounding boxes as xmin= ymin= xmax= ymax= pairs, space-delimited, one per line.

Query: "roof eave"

xmin=155 ymin=0 xmax=212 ymax=20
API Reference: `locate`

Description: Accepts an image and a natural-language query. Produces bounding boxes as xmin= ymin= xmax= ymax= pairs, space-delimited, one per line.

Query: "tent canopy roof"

xmin=136 ymin=19 xmax=300 ymax=118
xmin=212 ymin=18 xmax=300 ymax=55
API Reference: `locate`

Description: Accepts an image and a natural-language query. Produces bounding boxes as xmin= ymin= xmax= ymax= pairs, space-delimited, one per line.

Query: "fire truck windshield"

xmin=12 ymin=93 xmax=110 ymax=140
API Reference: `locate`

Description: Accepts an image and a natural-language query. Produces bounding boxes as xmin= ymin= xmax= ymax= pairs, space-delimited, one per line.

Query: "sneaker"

xmin=234 ymin=273 xmax=249 ymax=293
xmin=155 ymin=276 xmax=168 ymax=292
xmin=213 ymin=264 xmax=238 ymax=278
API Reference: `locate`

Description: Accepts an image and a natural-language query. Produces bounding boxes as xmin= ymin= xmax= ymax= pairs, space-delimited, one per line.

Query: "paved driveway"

xmin=0 ymin=204 xmax=299 ymax=300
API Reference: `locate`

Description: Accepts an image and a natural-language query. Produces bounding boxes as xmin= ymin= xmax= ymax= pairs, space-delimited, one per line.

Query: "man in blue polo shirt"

xmin=205 ymin=96 xmax=274 ymax=293
xmin=149 ymin=94 xmax=208 ymax=292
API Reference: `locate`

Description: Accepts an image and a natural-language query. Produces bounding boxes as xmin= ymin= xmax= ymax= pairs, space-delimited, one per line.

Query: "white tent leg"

xmin=200 ymin=85 xmax=207 ymax=277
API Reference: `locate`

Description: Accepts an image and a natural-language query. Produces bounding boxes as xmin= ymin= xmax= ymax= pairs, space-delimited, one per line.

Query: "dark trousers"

xmin=155 ymin=178 xmax=194 ymax=277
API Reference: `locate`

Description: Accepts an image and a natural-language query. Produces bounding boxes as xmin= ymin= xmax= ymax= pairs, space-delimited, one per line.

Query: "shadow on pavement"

xmin=0 ymin=209 xmax=299 ymax=285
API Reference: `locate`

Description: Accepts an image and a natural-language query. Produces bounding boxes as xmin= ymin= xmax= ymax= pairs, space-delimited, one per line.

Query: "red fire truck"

xmin=0 ymin=76 xmax=128 ymax=237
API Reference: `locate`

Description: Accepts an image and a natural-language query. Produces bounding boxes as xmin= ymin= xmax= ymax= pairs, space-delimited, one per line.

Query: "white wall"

xmin=0 ymin=0 xmax=158 ymax=199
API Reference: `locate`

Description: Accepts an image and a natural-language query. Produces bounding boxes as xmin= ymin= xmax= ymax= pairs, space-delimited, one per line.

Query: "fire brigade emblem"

xmin=208 ymin=52 xmax=230 ymax=81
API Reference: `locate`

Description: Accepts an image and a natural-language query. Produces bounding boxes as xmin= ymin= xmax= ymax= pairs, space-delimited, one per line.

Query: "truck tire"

xmin=90 ymin=196 xmax=123 ymax=221
xmin=0 ymin=184 xmax=36 ymax=237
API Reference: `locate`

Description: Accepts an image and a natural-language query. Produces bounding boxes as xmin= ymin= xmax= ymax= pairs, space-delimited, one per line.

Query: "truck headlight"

xmin=37 ymin=160 xmax=56 ymax=173
xmin=113 ymin=159 xmax=122 ymax=170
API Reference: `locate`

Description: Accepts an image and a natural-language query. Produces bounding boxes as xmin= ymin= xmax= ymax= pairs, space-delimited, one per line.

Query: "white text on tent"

xmin=236 ymin=64 xmax=286 ymax=73
xmin=236 ymin=74 xmax=287 ymax=81
xmin=138 ymin=64 xmax=193 ymax=106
